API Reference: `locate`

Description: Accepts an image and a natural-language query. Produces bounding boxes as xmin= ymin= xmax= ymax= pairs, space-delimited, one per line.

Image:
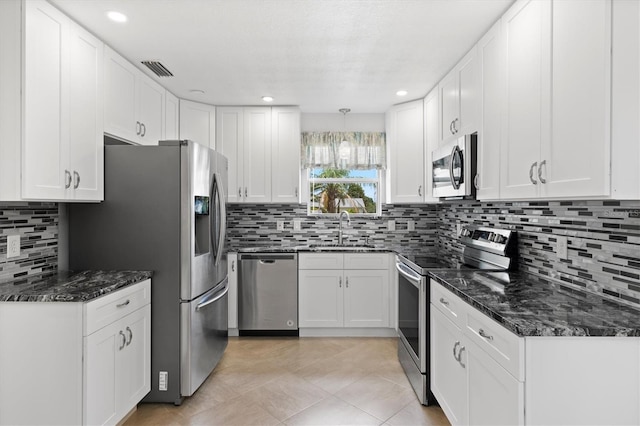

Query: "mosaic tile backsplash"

xmin=0 ymin=203 xmax=58 ymax=283
xmin=437 ymin=200 xmax=640 ymax=308
xmin=226 ymin=203 xmax=439 ymax=251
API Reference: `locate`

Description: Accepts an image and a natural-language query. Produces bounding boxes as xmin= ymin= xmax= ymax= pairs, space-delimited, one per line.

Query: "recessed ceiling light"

xmin=396 ymin=90 xmax=408 ymax=97
xmin=262 ymin=96 xmax=274 ymax=102
xmin=106 ymin=11 xmax=127 ymax=23
xmin=189 ymin=89 xmax=205 ymax=94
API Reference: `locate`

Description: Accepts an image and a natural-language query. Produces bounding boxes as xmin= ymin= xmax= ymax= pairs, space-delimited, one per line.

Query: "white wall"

xmin=301 ymin=113 xmax=385 ymax=132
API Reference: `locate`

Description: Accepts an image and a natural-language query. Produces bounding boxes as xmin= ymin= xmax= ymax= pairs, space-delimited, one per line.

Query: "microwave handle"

xmin=449 ymin=145 xmax=462 ymax=190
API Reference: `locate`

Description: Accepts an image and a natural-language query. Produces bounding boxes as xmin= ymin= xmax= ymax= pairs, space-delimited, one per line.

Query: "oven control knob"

xmin=487 ymin=232 xmax=495 ymax=242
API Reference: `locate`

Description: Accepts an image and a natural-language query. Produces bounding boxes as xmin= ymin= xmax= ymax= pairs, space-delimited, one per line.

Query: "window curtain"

xmin=301 ymin=132 xmax=386 ymax=170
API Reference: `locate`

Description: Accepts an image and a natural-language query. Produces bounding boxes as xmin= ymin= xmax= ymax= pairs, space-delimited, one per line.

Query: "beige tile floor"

xmin=125 ymin=337 xmax=450 ymax=426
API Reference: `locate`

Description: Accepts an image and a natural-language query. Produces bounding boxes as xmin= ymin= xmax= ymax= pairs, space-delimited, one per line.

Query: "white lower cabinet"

xmin=298 ymin=253 xmax=390 ymax=331
xmin=0 ymin=279 xmax=151 ymax=426
xmin=431 ymin=279 xmax=639 ymax=426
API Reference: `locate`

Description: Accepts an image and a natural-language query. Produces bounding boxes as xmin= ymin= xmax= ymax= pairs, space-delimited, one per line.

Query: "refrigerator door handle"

xmin=212 ymin=172 xmax=227 ymax=267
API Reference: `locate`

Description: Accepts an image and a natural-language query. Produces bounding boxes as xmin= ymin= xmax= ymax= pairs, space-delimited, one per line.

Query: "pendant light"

xmin=338 ymin=108 xmax=351 ymax=164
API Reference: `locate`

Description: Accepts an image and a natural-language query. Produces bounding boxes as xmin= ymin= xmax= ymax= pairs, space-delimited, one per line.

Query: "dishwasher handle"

xmin=238 ymin=253 xmax=297 ymax=261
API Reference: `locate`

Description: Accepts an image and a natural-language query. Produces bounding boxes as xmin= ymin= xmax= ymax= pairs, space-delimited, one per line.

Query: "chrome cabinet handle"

xmin=529 ymin=162 xmax=538 ymax=185
xmin=116 ymin=299 xmax=130 ymax=308
xmin=141 ymin=123 xmax=146 ymax=137
xmin=453 ymin=341 xmax=460 ymax=360
xmin=126 ymin=326 xmax=133 ymax=346
xmin=73 ymin=171 xmax=80 ymax=189
xmin=295 ymin=187 xmax=298 ymax=197
xmin=439 ymin=297 xmax=449 ymax=306
xmin=449 ymin=120 xmax=455 ymax=135
xmin=238 ymin=187 xmax=242 ymax=197
xmin=453 ymin=118 xmax=459 ymax=133
xmin=119 ymin=331 xmax=126 ymax=350
xmin=458 ymin=346 xmax=466 ymax=368
xmin=478 ymin=328 xmax=494 ymax=341
xmin=474 ymin=173 xmax=479 ymax=190
xmin=346 ymin=277 xmax=349 ymax=288
xmin=65 ymin=170 xmax=72 ymax=189
xmin=339 ymin=277 xmax=342 ymax=288
xmin=231 ymin=260 xmax=235 ymax=272
xmin=244 ymin=187 xmax=248 ymax=198
xmin=136 ymin=121 xmax=141 ymax=136
xmin=538 ymin=160 xmax=547 ymax=184
xmin=418 ymin=185 xmax=422 ymax=197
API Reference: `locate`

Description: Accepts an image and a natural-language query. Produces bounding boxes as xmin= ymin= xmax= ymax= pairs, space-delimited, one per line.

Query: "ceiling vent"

xmin=141 ymin=60 xmax=173 ymax=77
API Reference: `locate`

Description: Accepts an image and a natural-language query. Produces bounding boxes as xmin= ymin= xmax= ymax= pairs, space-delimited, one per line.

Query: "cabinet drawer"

xmin=430 ymin=281 xmax=465 ymax=329
xmin=344 ymin=253 xmax=390 ymax=270
xmin=299 ymin=253 xmax=344 ymax=270
xmin=84 ymin=279 xmax=151 ymax=336
xmin=465 ymin=307 xmax=524 ymax=380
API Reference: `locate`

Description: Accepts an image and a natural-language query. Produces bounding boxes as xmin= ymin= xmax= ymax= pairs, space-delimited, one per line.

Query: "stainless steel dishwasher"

xmin=238 ymin=253 xmax=298 ymax=335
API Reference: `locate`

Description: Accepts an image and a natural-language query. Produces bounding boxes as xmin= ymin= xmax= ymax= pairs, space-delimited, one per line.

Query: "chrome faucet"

xmin=338 ymin=211 xmax=351 ymax=245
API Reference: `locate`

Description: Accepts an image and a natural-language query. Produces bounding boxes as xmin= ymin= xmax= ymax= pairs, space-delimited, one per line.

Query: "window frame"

xmin=305 ymin=168 xmax=383 ymax=217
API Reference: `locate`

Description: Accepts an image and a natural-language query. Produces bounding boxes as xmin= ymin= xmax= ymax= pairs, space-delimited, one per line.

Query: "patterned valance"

xmin=301 ymin=132 xmax=386 ymax=170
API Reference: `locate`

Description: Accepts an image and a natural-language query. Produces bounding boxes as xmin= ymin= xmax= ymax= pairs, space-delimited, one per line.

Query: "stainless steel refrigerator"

xmin=69 ymin=140 xmax=228 ymax=404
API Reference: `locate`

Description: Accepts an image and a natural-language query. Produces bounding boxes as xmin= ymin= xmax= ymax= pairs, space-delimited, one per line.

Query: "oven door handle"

xmin=395 ymin=262 xmax=422 ymax=289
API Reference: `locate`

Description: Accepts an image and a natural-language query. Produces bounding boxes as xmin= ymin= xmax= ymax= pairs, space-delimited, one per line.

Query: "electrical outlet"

xmin=293 ymin=219 xmax=302 ymax=231
xmin=7 ymin=235 xmax=20 ymax=258
xmin=159 ymin=371 xmax=168 ymax=391
xmin=557 ymin=236 xmax=568 ymax=260
xmin=387 ymin=220 xmax=396 ymax=231
xmin=407 ymin=220 xmax=415 ymax=231
xmin=276 ymin=220 xmax=285 ymax=231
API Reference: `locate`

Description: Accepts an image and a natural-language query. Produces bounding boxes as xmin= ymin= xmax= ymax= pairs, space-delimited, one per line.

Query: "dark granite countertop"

xmin=236 ymin=244 xmax=393 ymax=253
xmin=0 ymin=270 xmax=153 ymax=302
xmin=429 ymin=270 xmax=640 ymax=337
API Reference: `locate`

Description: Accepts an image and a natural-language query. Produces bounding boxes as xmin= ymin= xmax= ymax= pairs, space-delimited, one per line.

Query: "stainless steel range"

xmin=395 ymin=225 xmax=516 ymax=405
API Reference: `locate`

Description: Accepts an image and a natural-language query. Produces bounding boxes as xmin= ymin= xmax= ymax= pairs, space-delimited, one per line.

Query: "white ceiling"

xmin=51 ymin=0 xmax=514 ymax=113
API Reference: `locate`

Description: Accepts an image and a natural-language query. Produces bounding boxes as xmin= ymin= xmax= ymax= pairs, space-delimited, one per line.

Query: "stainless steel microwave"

xmin=431 ymin=134 xmax=477 ymax=199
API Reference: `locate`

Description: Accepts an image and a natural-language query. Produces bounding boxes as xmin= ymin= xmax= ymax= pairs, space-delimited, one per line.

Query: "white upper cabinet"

xmin=500 ymin=0 xmax=551 ymax=199
xmin=423 ymin=87 xmax=441 ymax=203
xmin=271 ymin=107 xmax=301 ymax=203
xmin=104 ymin=46 xmax=165 ymax=145
xmin=386 ymin=99 xmax=426 ymax=203
xmin=439 ymin=47 xmax=480 ymax=145
xmin=543 ymin=0 xmax=611 ymax=198
xmin=0 ymin=0 xmax=104 ymax=201
xmin=217 ymin=106 xmax=300 ymax=203
xmin=476 ymin=21 xmax=503 ymax=200
xmin=164 ymin=91 xmax=179 ymax=140
xmin=179 ymin=99 xmax=216 ymax=149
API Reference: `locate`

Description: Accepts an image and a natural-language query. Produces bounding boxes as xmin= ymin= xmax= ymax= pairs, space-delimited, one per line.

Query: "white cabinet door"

xmin=423 ymin=87 xmax=440 ymax=203
xmin=164 ymin=91 xmax=179 ymax=140
xmin=137 ymin=77 xmax=165 ymax=145
xmin=431 ymin=306 xmax=467 ymax=426
xmin=298 ymin=269 xmax=343 ymax=328
xmin=343 ymin=270 xmax=389 ymax=328
xmin=116 ymin=305 xmax=151 ymax=417
xmin=467 ymin=339 xmax=524 ymax=426
xmin=68 ymin=21 xmax=104 ymax=201
xmin=500 ymin=0 xmax=551 ymax=199
xmin=216 ymin=107 xmax=244 ymax=202
xmin=22 ymin=0 xmax=68 ymax=200
xmin=179 ymin=99 xmax=216 ymax=149
xmin=387 ymin=99 xmax=425 ymax=203
xmin=476 ymin=21 xmax=503 ymax=200
xmin=271 ymin=107 xmax=301 ymax=203
xmin=439 ymin=70 xmax=458 ymax=144
xmin=84 ymin=317 xmax=119 ymax=426
xmin=543 ymin=0 xmax=611 ymax=198
xmin=104 ymin=46 xmax=139 ymax=143
xmin=243 ymin=107 xmax=272 ymax=203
